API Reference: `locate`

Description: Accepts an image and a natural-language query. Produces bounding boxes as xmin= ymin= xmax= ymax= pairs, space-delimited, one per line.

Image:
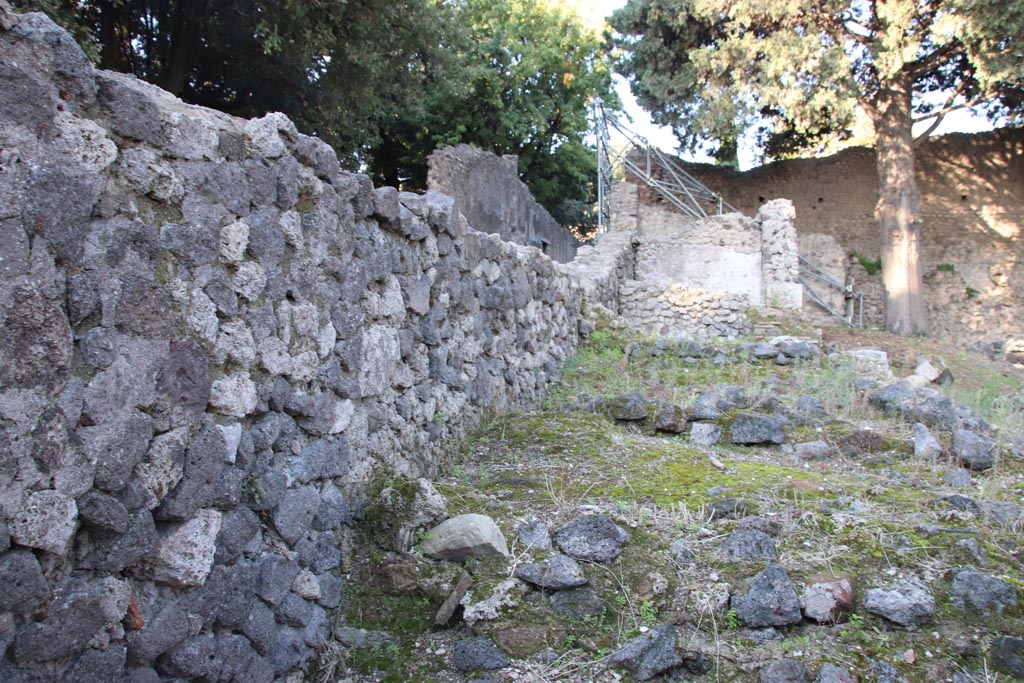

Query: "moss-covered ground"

xmin=318 ymin=321 xmax=1024 ymax=683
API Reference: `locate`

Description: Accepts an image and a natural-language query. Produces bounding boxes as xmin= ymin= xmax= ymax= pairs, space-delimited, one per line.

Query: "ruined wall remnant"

xmin=611 ymin=182 xmax=801 ymax=339
xmin=0 ymin=12 xmax=639 ymax=682
xmin=676 ymin=131 xmax=1024 ymax=346
xmin=427 ymin=144 xmax=579 ymax=263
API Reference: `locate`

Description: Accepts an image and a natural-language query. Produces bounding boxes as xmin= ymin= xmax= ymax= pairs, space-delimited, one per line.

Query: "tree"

xmin=386 ymin=0 xmax=616 ymax=226
xmin=611 ymin=0 xmax=1024 ymax=336
xmin=14 ymin=0 xmax=454 ymax=168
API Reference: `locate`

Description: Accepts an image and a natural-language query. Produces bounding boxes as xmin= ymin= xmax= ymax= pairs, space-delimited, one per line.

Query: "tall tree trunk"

xmin=159 ymin=0 xmax=207 ymax=96
xmin=873 ymin=74 xmax=928 ymax=336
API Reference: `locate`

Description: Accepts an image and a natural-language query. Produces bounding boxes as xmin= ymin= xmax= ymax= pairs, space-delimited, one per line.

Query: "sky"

xmin=577 ymin=0 xmax=993 ymax=170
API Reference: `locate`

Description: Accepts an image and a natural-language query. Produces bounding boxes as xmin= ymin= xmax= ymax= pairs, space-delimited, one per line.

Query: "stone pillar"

xmin=758 ymin=199 xmax=803 ymax=310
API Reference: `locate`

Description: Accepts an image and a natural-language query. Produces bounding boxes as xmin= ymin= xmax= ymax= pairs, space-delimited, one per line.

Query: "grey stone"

xmin=982 ymin=500 xmax=1024 ymax=528
xmin=8 ymin=489 xmax=77 ymax=555
xmin=157 ymin=633 xmax=220 ymax=681
xmin=276 ymin=592 xmax=314 ymax=628
xmin=714 ymin=529 xmax=777 ymax=562
xmin=517 ymin=519 xmax=552 ymax=551
xmin=367 ymin=478 xmax=448 ymax=551
xmin=79 ymin=326 xmax=117 ymax=369
xmin=788 ymin=440 xmax=833 ymax=460
xmin=913 ymin=423 xmax=942 ymax=460
xmin=943 ymin=468 xmax=972 ymax=489
xmin=295 ymin=531 xmax=342 ymax=573
xmin=816 ymin=663 xmax=857 ymax=683
xmin=0 ymin=521 xmax=8 ymax=552
xmin=801 ymin=572 xmax=855 ymax=624
xmin=216 ymin=634 xmax=271 ymax=683
xmin=81 ymin=409 xmax=154 ymax=493
xmin=730 ymin=413 xmax=785 ymax=445
xmin=514 ymin=553 xmax=588 ymax=590
xmin=952 ymin=429 xmax=995 ymax=471
xmin=606 ymin=622 xmax=681 ymax=681
xmin=868 ymin=659 xmax=908 ymax=683
xmin=257 ymin=556 xmax=301 ymax=606
xmin=991 ymin=637 xmax=1024 ymax=679
xmin=79 ymin=509 xmax=158 ymax=572
xmin=112 ymin=277 xmax=175 ymax=338
xmin=242 ymin=600 xmax=278 ymax=656
xmin=689 ymin=393 xmax=724 ymax=421
xmin=760 ymin=659 xmax=807 ymax=683
xmin=708 ymin=498 xmax=749 ymax=520
xmin=291 ymin=437 xmax=355 ymax=484
xmin=96 ymin=72 xmax=164 ymax=145
xmin=216 ymin=506 xmax=261 ymax=564
xmin=12 ymin=578 xmax=125 ymax=664
xmin=151 ymin=508 xmax=222 ymax=587
xmin=303 ymin=605 xmax=330 ymax=648
xmin=420 ymin=513 xmax=509 ymax=561
xmin=731 ymin=563 xmax=802 ymax=628
xmin=690 ymin=422 xmax=722 ymax=447
xmin=0 ymin=550 xmax=50 ymax=614
xmin=949 ymin=568 xmax=1019 ymax=615
xmin=940 ymin=493 xmax=981 ymax=516
xmin=317 ymin=573 xmax=343 ymax=609
xmin=555 ymin=514 xmax=629 ymax=563
xmin=451 ymin=637 xmax=510 ymax=672
xmin=123 ymin=667 xmax=161 ymax=683
xmin=653 ymin=401 xmax=687 ymax=433
xmin=670 ymin=538 xmax=696 ymax=564
xmin=156 ymin=423 xmax=233 ymax=521
xmin=863 ymin=576 xmax=934 ymax=626
xmin=61 ymin=645 xmax=126 ymax=683
xmin=549 ymin=586 xmax=604 ymax=619
xmin=268 ymin=627 xmax=310 ymax=674
xmin=272 ymin=485 xmax=320 ymax=546
xmin=77 ymin=490 xmax=129 ymax=532
xmin=334 ymin=627 xmax=395 ymax=649
xmin=127 ymin=603 xmax=189 ymax=665
xmin=603 ymin=393 xmax=651 ymax=421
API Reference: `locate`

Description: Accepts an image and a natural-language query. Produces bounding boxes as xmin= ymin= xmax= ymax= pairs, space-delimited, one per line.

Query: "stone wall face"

xmin=0 ymin=14 xmax=632 ymax=682
xmin=677 ymin=130 xmax=1024 ymax=346
xmin=427 ymin=144 xmax=579 ymax=263
xmin=613 ymin=183 xmax=800 ymax=338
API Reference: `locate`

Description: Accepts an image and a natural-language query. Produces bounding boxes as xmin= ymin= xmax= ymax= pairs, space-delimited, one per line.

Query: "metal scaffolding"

xmin=593 ymin=98 xmax=737 ymax=234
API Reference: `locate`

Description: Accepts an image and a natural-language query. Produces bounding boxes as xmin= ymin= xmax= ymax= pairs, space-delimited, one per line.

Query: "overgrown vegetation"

xmin=319 ymin=321 xmax=1023 ymax=682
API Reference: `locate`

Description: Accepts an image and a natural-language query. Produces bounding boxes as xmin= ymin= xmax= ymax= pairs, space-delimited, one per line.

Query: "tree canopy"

xmin=16 ymin=0 xmax=613 ymax=226
xmin=611 ymin=0 xmax=1024 ymax=335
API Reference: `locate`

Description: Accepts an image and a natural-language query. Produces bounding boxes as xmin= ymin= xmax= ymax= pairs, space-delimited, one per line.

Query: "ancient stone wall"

xmin=427 ymin=144 xmax=579 ymax=263
xmin=0 ymin=13 xmax=634 ymax=682
xmin=612 ymin=182 xmax=800 ymax=339
xmin=676 ymin=130 xmax=1024 ymax=347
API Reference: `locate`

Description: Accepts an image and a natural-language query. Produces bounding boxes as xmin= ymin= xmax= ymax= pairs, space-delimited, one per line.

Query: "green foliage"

xmin=857 ymin=255 xmax=883 ymax=276
xmin=610 ymin=0 xmax=1024 ymax=159
xmin=725 ymin=608 xmax=740 ymax=629
xmin=392 ymin=0 xmax=616 ymax=225
xmin=936 ymin=263 xmax=957 ymax=273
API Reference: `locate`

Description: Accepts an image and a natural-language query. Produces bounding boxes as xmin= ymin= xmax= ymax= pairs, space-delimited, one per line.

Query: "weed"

xmin=936 ymin=263 xmax=957 ymax=273
xmin=639 ymin=600 xmax=657 ymax=627
xmin=725 ymin=609 xmax=740 ymax=629
xmin=856 ymin=254 xmax=883 ymax=276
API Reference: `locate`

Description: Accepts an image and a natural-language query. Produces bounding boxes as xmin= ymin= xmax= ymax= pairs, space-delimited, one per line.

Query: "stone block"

xmin=151 ymin=509 xmax=222 ymax=587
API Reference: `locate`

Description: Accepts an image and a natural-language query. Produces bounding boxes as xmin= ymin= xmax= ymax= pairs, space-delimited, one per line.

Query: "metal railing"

xmin=593 ymin=98 xmax=737 ymax=233
xmin=798 ymin=256 xmax=863 ymax=327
